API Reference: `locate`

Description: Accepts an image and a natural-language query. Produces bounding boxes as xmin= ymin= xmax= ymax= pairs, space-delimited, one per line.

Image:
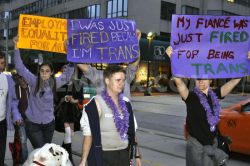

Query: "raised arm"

xmin=56 ymin=64 xmax=74 ymax=88
xmin=166 ymin=46 xmax=189 ymax=100
xmin=13 ymin=36 xmax=36 ymax=86
xmin=77 ymin=64 xmax=102 ymax=87
xmin=220 ymin=78 xmax=241 ymax=98
xmin=130 ymin=29 xmax=141 ymax=69
xmin=77 ymin=64 xmax=91 ymax=74
xmin=219 ymin=51 xmax=250 ymax=97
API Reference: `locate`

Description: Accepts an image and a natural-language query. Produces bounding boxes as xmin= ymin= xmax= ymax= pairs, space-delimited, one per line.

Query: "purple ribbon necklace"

xmin=193 ymin=87 xmax=220 ymax=132
xmin=101 ymin=90 xmax=130 ymax=140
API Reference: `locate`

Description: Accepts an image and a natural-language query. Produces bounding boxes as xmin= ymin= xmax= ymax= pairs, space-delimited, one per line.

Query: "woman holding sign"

xmin=166 ymin=46 xmax=250 ymax=166
xmin=13 ymin=37 xmax=74 ymax=149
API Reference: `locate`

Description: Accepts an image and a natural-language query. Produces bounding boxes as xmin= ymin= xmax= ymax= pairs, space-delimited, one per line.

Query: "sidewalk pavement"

xmin=4 ymin=92 xmax=250 ymax=165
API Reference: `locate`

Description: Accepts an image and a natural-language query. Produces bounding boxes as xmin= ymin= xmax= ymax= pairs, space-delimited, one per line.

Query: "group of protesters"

xmin=1 ymin=22 xmax=250 ymax=166
xmin=0 ymin=28 xmax=142 ymax=166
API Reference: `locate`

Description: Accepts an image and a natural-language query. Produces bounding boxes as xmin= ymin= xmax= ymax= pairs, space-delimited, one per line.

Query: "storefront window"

xmin=160 ymin=1 xmax=176 ymax=21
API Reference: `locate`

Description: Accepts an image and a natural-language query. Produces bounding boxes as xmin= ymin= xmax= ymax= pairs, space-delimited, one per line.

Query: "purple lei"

xmin=101 ymin=90 xmax=130 ymax=140
xmin=193 ymin=87 xmax=221 ymax=132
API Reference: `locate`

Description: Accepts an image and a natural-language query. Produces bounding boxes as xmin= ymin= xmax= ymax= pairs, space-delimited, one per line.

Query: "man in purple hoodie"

xmin=0 ymin=52 xmax=20 ymax=166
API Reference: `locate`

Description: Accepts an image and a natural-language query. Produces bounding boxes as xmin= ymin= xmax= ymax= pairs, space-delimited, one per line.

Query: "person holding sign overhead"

xmin=79 ymin=65 xmax=142 ymax=166
xmin=13 ymin=36 xmax=74 ymax=149
xmin=77 ymin=29 xmax=141 ymax=100
xmin=166 ymin=46 xmax=250 ymax=166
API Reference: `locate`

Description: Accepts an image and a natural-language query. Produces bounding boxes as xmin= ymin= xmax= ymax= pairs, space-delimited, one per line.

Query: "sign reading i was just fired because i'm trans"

xmin=67 ymin=18 xmax=139 ymax=63
xmin=171 ymin=15 xmax=250 ymax=79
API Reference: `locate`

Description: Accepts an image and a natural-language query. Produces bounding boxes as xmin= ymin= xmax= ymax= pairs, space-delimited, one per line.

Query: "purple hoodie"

xmin=14 ymin=50 xmax=74 ymax=124
xmin=4 ymin=74 xmax=20 ymax=130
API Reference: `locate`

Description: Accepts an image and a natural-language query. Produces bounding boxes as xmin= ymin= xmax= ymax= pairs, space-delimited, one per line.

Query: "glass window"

xmin=107 ymin=1 xmax=112 ymax=18
xmin=161 ymin=1 xmax=176 ymax=21
xmin=160 ymin=32 xmax=171 ymax=42
xmin=69 ymin=5 xmax=100 ymax=19
xmin=91 ymin=5 xmax=96 ymax=18
xmin=107 ymin=0 xmax=128 ymax=18
xmin=207 ymin=10 xmax=237 ymax=16
xmin=222 ymin=10 xmax=238 ymax=15
xmin=117 ymin=0 xmax=123 ymax=16
xmin=0 ymin=29 xmax=4 ymax=40
xmin=235 ymin=0 xmax=250 ymax=6
xmin=182 ymin=5 xmax=199 ymax=15
xmin=96 ymin=5 xmax=100 ymax=18
xmin=123 ymin=0 xmax=127 ymax=16
xmin=112 ymin=0 xmax=117 ymax=17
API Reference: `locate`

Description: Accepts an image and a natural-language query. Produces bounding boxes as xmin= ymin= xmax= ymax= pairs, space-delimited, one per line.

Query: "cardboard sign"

xmin=17 ymin=14 xmax=67 ymax=53
xmin=171 ymin=15 xmax=250 ymax=78
xmin=67 ymin=18 xmax=139 ymax=63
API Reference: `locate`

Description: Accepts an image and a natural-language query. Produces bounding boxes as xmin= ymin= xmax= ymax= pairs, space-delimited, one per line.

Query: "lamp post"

xmin=1 ymin=12 xmax=9 ymax=71
xmin=144 ymin=32 xmax=156 ymax=96
xmin=5 ymin=15 xmax=9 ymax=71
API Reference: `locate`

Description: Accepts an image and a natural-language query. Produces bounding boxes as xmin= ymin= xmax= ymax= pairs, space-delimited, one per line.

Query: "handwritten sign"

xmin=67 ymin=18 xmax=139 ymax=63
xmin=17 ymin=14 xmax=67 ymax=53
xmin=171 ymin=15 xmax=250 ymax=79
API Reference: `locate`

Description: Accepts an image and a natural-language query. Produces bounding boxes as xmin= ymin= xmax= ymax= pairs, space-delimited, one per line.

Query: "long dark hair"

xmin=34 ymin=62 xmax=57 ymax=101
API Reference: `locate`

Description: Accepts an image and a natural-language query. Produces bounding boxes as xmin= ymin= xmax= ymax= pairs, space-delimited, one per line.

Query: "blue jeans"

xmin=25 ymin=119 xmax=55 ymax=149
xmin=16 ymin=123 xmax=28 ymax=164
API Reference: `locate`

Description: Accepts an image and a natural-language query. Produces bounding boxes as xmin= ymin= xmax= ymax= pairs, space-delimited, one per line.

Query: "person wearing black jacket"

xmin=166 ymin=46 xmax=250 ymax=166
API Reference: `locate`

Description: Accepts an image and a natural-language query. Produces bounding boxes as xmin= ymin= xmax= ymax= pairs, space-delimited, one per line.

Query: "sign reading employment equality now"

xmin=17 ymin=14 xmax=67 ymax=53
xmin=67 ymin=19 xmax=139 ymax=63
xmin=171 ymin=15 xmax=250 ymax=79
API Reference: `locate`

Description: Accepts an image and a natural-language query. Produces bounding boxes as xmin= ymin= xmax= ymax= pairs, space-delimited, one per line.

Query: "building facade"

xmin=1 ymin=0 xmax=250 ymax=92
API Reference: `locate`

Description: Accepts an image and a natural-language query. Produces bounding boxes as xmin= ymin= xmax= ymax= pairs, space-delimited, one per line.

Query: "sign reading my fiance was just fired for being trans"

xmin=171 ymin=15 xmax=250 ymax=79
xmin=67 ymin=18 xmax=139 ymax=63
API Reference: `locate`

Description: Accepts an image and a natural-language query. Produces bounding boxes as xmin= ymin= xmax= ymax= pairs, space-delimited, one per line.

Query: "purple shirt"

xmin=14 ymin=50 xmax=74 ymax=124
xmin=5 ymin=74 xmax=20 ymax=130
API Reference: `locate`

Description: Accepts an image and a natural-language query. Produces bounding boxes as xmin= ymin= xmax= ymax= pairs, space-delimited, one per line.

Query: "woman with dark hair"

xmin=13 ymin=37 xmax=74 ymax=149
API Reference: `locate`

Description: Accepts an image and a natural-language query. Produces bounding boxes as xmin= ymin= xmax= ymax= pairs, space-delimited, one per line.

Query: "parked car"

xmin=183 ymin=98 xmax=250 ymax=155
xmin=218 ymin=98 xmax=250 ymax=155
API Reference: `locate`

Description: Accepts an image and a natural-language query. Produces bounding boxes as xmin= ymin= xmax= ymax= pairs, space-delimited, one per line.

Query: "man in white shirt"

xmin=0 ymin=52 xmax=20 ymax=165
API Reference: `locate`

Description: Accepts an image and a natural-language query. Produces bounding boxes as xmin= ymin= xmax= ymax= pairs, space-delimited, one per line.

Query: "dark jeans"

xmin=25 ymin=119 xmax=55 ymax=149
xmin=0 ymin=119 xmax=7 ymax=166
xmin=16 ymin=123 xmax=28 ymax=164
xmin=103 ymin=148 xmax=130 ymax=166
